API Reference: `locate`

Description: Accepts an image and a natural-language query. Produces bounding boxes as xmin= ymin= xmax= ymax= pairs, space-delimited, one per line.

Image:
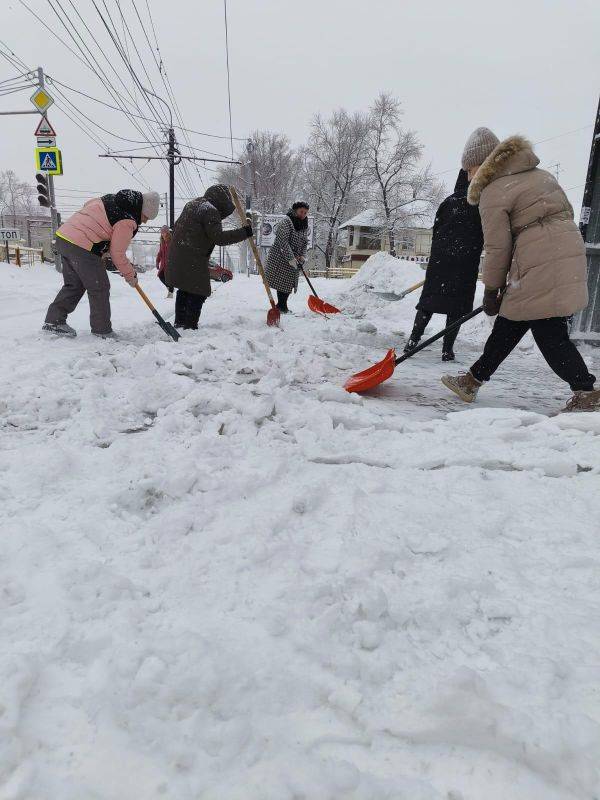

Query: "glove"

xmin=243 ymin=220 xmax=253 ymax=237
xmin=483 ymin=287 xmax=502 ymax=316
xmin=126 ymin=271 xmax=138 ymax=288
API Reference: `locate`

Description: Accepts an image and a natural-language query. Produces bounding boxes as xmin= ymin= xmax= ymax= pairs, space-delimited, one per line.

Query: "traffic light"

xmin=36 ymin=172 xmax=51 ymax=208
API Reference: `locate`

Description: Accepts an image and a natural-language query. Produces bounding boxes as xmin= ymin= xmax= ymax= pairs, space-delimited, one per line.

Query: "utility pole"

xmin=162 ymin=192 xmax=169 ymax=226
xmin=167 ymin=127 xmax=176 ymax=229
xmin=244 ymin=138 xmax=253 ymax=276
xmin=37 ymin=68 xmax=60 ymax=257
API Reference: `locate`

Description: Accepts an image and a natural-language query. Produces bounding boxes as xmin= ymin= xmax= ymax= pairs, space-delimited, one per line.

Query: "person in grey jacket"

xmin=264 ymin=202 xmax=309 ymax=313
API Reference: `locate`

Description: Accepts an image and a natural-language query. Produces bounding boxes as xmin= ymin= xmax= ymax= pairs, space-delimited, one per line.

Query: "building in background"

xmin=338 ymin=209 xmax=432 ymax=275
xmin=571 ymin=95 xmax=600 ymax=343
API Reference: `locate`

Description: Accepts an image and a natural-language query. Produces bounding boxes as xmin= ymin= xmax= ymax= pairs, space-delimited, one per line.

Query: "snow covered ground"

xmin=1 ymin=255 xmax=600 ymax=800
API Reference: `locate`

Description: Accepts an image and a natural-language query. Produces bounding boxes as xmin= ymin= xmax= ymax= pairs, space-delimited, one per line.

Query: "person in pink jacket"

xmin=43 ymin=189 xmax=160 ymax=338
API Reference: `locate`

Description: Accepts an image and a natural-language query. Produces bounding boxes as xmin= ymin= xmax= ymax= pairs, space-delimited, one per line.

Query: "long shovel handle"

xmin=135 ymin=283 xmax=180 ymax=341
xmin=230 ymin=186 xmax=278 ymax=311
xmin=300 ymin=266 xmax=319 ymax=298
xmin=398 ymin=279 xmax=425 ymax=300
xmin=395 ymin=306 xmax=483 ymax=365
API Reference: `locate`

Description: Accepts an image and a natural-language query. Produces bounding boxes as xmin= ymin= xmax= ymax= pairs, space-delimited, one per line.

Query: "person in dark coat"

xmin=264 ymin=202 xmax=309 ymax=313
xmin=165 ymin=185 xmax=252 ymax=330
xmin=405 ymin=170 xmax=483 ymax=360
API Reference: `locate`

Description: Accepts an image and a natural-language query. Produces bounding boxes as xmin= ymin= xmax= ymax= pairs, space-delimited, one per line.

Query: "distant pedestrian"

xmin=265 ymin=202 xmax=309 ymax=313
xmin=43 ymin=189 xmax=160 ymax=338
xmin=165 ymin=184 xmax=251 ymax=330
xmin=442 ymin=128 xmax=599 ymax=412
xmin=406 ymin=169 xmax=484 ymax=361
xmin=156 ymin=225 xmax=174 ymax=298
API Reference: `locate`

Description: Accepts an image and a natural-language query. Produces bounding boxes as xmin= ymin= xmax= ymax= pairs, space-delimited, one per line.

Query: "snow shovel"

xmin=299 ymin=266 xmax=341 ymax=314
xmin=135 ymin=284 xmax=180 ymax=341
xmin=344 ymin=306 xmax=483 ymax=393
xmin=230 ymin=186 xmax=280 ymax=328
xmin=374 ymin=279 xmax=425 ymax=302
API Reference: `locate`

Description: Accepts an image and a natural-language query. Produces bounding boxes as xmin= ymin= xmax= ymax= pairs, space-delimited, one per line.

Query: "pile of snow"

xmin=345 ymin=252 xmax=426 ymax=295
xmin=1 ymin=264 xmax=600 ymax=799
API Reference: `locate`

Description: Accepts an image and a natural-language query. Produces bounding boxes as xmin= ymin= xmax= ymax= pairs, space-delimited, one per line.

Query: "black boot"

xmin=442 ymin=350 xmax=455 ymax=362
xmin=405 ymin=310 xmax=431 ymax=353
xmin=276 ymin=291 xmax=290 ymax=313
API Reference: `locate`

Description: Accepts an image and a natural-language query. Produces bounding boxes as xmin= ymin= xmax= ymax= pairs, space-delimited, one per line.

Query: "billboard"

xmin=258 ymin=214 xmax=314 ymax=250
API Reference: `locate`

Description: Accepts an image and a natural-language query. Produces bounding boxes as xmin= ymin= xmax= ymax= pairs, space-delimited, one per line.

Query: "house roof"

xmin=338 ymin=209 xmax=383 ymax=230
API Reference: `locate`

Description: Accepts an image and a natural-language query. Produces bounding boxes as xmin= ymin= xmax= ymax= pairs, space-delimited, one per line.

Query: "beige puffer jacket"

xmin=468 ymin=135 xmax=588 ymax=321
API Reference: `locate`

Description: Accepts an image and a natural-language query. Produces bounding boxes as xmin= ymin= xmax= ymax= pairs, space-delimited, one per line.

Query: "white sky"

xmin=2 ymin=0 xmax=599 ymax=220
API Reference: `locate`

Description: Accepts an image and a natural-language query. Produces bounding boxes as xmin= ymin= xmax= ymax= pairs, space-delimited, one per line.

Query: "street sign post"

xmin=30 ymin=87 xmax=54 ymax=114
xmin=34 ymin=116 xmax=57 ymax=137
xmin=0 ymin=229 xmax=20 ymax=241
xmin=35 ymin=146 xmax=63 ymax=176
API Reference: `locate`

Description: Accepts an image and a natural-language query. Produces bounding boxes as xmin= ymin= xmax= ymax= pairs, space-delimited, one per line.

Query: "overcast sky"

xmin=2 ymin=0 xmax=599 ymax=220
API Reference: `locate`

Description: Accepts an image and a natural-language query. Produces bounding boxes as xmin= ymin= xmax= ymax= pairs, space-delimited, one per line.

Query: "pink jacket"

xmin=57 ymin=198 xmax=137 ymax=283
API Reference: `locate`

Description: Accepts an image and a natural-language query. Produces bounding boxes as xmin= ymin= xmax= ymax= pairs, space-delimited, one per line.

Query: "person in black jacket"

xmin=405 ymin=170 xmax=483 ymax=360
xmin=166 ymin=184 xmax=252 ymax=330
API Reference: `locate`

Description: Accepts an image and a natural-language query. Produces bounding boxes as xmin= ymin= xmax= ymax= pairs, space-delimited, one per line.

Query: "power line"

xmin=223 ymin=0 xmax=234 ymax=160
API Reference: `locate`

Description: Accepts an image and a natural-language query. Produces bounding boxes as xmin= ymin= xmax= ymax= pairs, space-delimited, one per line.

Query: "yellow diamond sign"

xmin=30 ymin=88 xmax=54 ymax=113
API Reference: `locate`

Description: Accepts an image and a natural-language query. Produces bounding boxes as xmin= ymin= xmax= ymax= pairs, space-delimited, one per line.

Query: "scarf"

xmin=286 ymin=209 xmax=308 ymax=232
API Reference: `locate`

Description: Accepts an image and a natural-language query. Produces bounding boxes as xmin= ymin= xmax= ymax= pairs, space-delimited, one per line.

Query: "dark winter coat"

xmin=264 ymin=211 xmax=309 ymax=294
xmin=416 ymin=170 xmax=483 ymax=316
xmin=165 ymin=185 xmax=248 ymax=297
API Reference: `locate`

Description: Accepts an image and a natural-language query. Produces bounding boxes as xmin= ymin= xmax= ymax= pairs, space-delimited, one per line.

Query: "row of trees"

xmin=218 ymin=93 xmax=443 ymax=269
xmin=0 ymin=170 xmax=39 ymax=226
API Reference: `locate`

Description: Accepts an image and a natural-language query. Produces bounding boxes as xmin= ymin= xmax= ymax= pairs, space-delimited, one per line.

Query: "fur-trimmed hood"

xmin=467 ymin=135 xmax=539 ymax=206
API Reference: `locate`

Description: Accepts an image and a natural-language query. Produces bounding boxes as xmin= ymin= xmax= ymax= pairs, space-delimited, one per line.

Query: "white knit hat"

xmin=141 ymin=190 xmax=160 ymax=220
xmin=461 ymin=127 xmax=500 ymax=170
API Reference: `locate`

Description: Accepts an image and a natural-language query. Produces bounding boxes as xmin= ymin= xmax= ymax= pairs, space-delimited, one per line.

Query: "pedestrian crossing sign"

xmin=35 ymin=146 xmax=63 ymax=176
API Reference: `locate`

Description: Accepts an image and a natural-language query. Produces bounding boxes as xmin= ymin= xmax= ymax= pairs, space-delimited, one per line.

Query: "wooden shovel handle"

xmin=135 ymin=283 xmax=155 ymax=310
xmin=229 ymin=186 xmax=277 ymax=310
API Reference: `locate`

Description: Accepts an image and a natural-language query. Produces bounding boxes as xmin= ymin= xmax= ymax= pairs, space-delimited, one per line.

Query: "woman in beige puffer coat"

xmin=442 ymin=128 xmax=598 ymax=413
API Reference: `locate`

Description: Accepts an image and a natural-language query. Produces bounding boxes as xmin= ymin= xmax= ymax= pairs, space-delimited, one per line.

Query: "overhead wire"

xmin=223 ymin=0 xmax=235 ymax=160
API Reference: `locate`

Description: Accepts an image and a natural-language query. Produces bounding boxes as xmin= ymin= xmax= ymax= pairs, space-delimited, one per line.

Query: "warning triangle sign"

xmin=41 ymin=152 xmax=57 ymax=169
xmin=34 ymin=116 xmax=57 ymax=137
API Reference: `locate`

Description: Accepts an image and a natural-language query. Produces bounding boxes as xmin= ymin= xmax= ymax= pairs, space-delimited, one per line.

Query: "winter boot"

xmin=42 ymin=322 xmax=77 ymax=338
xmin=403 ymin=338 xmax=420 ymax=354
xmin=93 ymin=330 xmax=118 ymax=339
xmin=442 ymin=350 xmax=456 ymax=362
xmin=561 ymin=388 xmax=600 ymax=413
xmin=441 ymin=371 xmax=482 ymax=403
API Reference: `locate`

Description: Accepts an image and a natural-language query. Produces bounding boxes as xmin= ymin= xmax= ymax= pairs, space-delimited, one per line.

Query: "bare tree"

xmin=366 ymin=93 xmax=442 ymax=256
xmin=0 ymin=170 xmax=37 ymax=225
xmin=304 ymin=109 xmax=370 ymax=272
xmin=217 ymin=131 xmax=303 ymax=214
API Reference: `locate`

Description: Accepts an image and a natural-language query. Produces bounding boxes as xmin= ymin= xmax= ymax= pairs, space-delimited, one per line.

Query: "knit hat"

xmin=461 ymin=127 xmax=500 ymax=170
xmin=141 ymin=190 xmax=160 ymax=220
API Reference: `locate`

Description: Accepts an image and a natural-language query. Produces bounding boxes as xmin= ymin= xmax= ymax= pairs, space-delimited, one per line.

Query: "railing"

xmin=2 ymin=244 xmax=45 ymax=267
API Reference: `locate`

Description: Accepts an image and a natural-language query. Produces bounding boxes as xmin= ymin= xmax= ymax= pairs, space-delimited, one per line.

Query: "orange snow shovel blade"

xmin=307 ymin=295 xmax=341 ymax=315
xmin=267 ymin=306 xmax=281 ymax=327
xmin=344 ymin=348 xmax=396 ymax=393
xmin=344 ymin=306 xmax=485 ymax=394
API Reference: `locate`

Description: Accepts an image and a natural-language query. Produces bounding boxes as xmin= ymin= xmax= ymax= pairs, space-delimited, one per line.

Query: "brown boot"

xmin=441 ymin=371 xmax=483 ymax=403
xmin=561 ymin=388 xmax=600 ymax=413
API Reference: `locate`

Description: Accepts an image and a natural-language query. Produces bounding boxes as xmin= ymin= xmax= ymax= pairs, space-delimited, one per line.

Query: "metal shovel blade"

xmin=267 ymin=307 xmax=281 ymax=327
xmin=344 ymin=348 xmax=396 ymax=393
xmin=307 ymin=295 xmax=341 ymax=315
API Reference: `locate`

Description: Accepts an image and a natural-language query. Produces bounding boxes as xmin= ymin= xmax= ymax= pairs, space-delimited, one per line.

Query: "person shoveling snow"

xmin=43 ymin=189 xmax=160 ymax=338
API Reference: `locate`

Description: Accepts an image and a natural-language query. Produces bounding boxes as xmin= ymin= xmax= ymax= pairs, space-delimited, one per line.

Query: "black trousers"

xmin=158 ymin=271 xmax=174 ymax=293
xmin=471 ymin=316 xmax=596 ymax=391
xmin=175 ymin=289 xmax=206 ymax=330
xmin=276 ymin=291 xmax=290 ymax=312
xmin=410 ymin=310 xmax=463 ymax=352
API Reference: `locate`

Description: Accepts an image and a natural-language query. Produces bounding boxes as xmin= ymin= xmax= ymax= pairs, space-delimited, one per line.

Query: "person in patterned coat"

xmin=264 ymin=202 xmax=309 ymax=312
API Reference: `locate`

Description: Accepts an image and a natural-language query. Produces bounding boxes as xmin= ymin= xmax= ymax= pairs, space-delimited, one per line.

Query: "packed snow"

xmin=1 ymin=254 xmax=600 ymax=800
